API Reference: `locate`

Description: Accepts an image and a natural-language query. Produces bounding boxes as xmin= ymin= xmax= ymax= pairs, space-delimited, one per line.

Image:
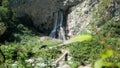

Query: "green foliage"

xmin=0 ymin=6 xmax=9 ymax=21
xmin=0 ymin=0 xmax=13 ymax=39
xmin=101 ymin=16 xmax=120 ymax=37
xmin=94 ymin=49 xmax=119 ymax=68
xmin=91 ymin=0 xmax=113 ymax=26
xmin=0 ymin=0 xmax=119 ymax=68
xmin=94 ymin=59 xmax=103 ymax=68
xmin=37 ymin=48 xmax=61 ymax=67
xmin=0 ymin=0 xmax=11 ymax=21
xmin=69 ymin=40 xmax=102 ymax=64
xmin=0 ymin=22 xmax=6 ymax=36
xmin=2 ymin=0 xmax=9 ymax=7
xmin=68 ymin=36 xmax=120 ymax=67
xmin=0 ymin=36 xmax=62 ymax=68
xmin=0 ymin=2 xmax=62 ymax=66
xmin=0 ymin=12 xmax=38 ymax=42
xmin=69 ymin=61 xmax=80 ymax=68
xmin=39 ymin=48 xmax=61 ymax=59
xmin=67 ymin=34 xmax=92 ymax=43
xmin=101 ymin=49 xmax=113 ymax=60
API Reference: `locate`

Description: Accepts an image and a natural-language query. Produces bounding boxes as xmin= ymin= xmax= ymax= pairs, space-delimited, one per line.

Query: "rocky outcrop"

xmin=9 ymin=0 xmax=120 ymax=37
xmin=9 ymin=0 xmax=82 ymax=34
xmin=66 ymin=0 xmax=120 ymax=36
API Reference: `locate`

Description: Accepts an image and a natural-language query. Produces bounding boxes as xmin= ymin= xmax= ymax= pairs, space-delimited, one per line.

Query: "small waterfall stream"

xmin=49 ymin=11 xmax=66 ymax=41
xmin=49 ymin=11 xmax=59 ymax=38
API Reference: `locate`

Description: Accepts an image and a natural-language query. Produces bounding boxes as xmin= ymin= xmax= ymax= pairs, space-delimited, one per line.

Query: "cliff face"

xmin=67 ymin=0 xmax=120 ymax=36
xmin=9 ymin=0 xmax=81 ymax=34
xmin=9 ymin=0 xmax=120 ymax=36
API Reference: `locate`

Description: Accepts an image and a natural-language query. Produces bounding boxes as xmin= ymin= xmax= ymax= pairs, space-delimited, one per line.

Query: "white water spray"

xmin=49 ymin=11 xmax=66 ymax=41
xmin=49 ymin=12 xmax=59 ymax=38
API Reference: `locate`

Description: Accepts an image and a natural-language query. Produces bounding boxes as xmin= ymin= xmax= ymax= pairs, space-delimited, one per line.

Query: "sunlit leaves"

xmin=94 ymin=59 xmax=103 ymax=68
xmin=66 ymin=35 xmax=92 ymax=43
xmin=94 ymin=59 xmax=115 ymax=68
xmin=94 ymin=49 xmax=114 ymax=68
xmin=101 ymin=49 xmax=113 ymax=59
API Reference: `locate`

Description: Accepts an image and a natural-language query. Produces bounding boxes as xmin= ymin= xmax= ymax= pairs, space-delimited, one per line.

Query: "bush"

xmin=69 ymin=40 xmax=102 ymax=64
xmin=0 ymin=22 xmax=6 ymax=36
xmin=68 ymin=36 xmax=120 ymax=66
xmin=0 ymin=6 xmax=9 ymax=21
xmin=101 ymin=17 xmax=120 ymax=38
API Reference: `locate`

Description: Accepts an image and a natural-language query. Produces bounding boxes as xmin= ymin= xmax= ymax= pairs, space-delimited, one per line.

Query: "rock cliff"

xmin=9 ymin=0 xmax=120 ymax=37
xmin=9 ymin=0 xmax=81 ymax=34
xmin=67 ymin=0 xmax=120 ymax=36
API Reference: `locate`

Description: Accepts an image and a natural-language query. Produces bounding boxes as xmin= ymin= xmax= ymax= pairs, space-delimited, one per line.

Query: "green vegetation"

xmin=0 ymin=0 xmax=10 ymax=37
xmin=0 ymin=0 xmax=120 ymax=68
xmin=101 ymin=16 xmax=120 ymax=37
xmin=68 ymin=37 xmax=120 ymax=68
xmin=91 ymin=0 xmax=113 ymax=26
xmin=0 ymin=22 xmax=6 ymax=36
xmin=66 ymin=0 xmax=120 ymax=67
xmin=0 ymin=0 xmax=62 ymax=68
xmin=0 ymin=41 xmax=61 ymax=68
xmin=67 ymin=35 xmax=92 ymax=43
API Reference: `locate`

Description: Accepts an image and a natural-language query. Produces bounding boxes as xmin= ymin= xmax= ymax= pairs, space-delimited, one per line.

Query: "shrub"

xmin=69 ymin=40 xmax=102 ymax=64
xmin=68 ymin=36 xmax=120 ymax=66
xmin=101 ymin=17 xmax=120 ymax=38
xmin=0 ymin=22 xmax=6 ymax=36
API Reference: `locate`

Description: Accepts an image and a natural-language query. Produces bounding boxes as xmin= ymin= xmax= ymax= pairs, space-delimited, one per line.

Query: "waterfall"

xmin=58 ymin=11 xmax=66 ymax=42
xmin=58 ymin=27 xmax=66 ymax=41
xmin=49 ymin=11 xmax=66 ymax=41
xmin=49 ymin=12 xmax=59 ymax=38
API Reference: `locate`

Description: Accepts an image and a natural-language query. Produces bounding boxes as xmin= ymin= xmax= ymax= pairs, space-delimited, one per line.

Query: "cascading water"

xmin=49 ymin=12 xmax=59 ymax=38
xmin=58 ymin=11 xmax=66 ymax=42
xmin=49 ymin=11 xmax=66 ymax=41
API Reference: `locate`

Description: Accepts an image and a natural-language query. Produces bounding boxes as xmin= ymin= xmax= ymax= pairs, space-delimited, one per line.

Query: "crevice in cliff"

xmin=63 ymin=7 xmax=72 ymax=39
